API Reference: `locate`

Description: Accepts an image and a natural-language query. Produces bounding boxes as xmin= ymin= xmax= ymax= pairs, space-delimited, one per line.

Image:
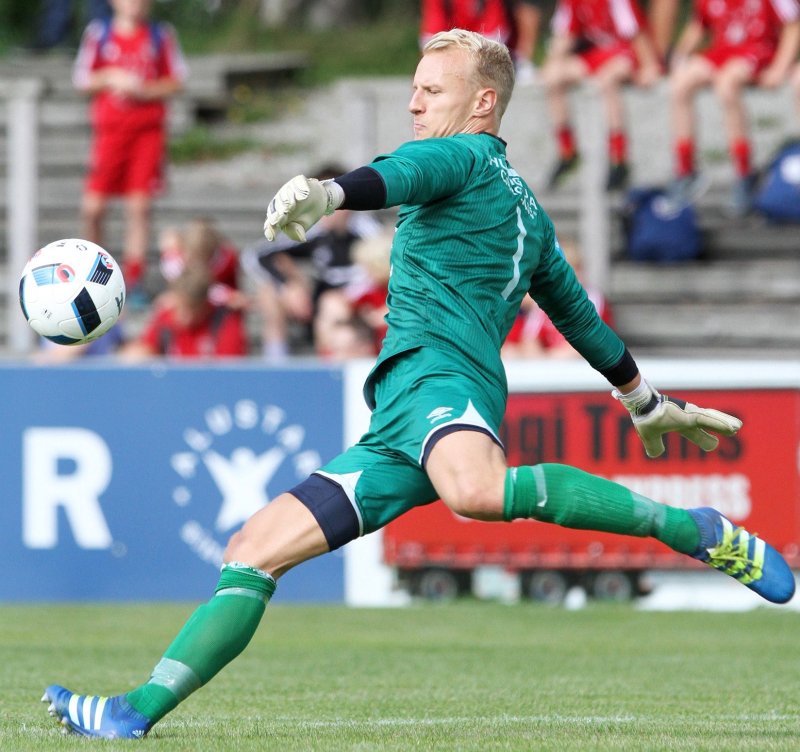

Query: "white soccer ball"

xmin=19 ymin=238 xmax=126 ymax=345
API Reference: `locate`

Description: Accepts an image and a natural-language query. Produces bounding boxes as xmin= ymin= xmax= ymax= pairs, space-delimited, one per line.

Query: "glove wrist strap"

xmin=612 ymin=379 xmax=660 ymax=416
xmin=321 ymin=180 xmax=345 ymax=215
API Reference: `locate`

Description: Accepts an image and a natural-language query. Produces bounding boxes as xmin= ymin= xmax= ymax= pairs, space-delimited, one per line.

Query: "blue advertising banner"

xmin=0 ymin=363 xmax=345 ymax=602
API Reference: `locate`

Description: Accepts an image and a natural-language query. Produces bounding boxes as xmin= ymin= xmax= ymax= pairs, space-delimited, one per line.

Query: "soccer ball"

xmin=19 ymin=238 xmax=126 ymax=345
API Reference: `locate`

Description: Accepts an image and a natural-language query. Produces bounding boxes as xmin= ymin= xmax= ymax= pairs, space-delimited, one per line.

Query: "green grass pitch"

xmin=2 ymin=602 xmax=798 ymax=750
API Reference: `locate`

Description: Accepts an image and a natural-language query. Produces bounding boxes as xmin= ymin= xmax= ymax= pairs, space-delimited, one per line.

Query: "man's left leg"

xmin=427 ymin=431 xmax=795 ymax=605
xmin=504 ymin=463 xmax=795 ymax=604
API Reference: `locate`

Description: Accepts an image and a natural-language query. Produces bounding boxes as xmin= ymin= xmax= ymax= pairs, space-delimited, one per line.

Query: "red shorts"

xmin=86 ymin=125 xmax=166 ymax=196
xmin=701 ymin=44 xmax=775 ymax=75
xmin=578 ymin=43 xmax=637 ymax=74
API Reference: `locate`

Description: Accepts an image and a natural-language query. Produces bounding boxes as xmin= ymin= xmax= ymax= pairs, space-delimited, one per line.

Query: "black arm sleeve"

xmin=335 ymin=166 xmax=387 ymax=210
xmin=599 ymin=348 xmax=639 ymax=387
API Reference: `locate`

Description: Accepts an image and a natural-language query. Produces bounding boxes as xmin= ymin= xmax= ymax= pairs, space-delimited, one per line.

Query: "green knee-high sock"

xmin=503 ymin=463 xmax=700 ymax=554
xmin=125 ymin=562 xmax=276 ymax=723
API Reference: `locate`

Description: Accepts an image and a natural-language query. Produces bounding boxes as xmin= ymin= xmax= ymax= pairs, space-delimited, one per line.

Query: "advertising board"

xmin=0 ymin=364 xmax=346 ymax=602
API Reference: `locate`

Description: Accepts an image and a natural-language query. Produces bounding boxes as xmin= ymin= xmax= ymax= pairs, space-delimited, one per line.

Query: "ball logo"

xmin=98 ymin=253 xmax=114 ymax=270
xmin=56 ymin=264 xmax=76 ymax=283
xmin=170 ymin=399 xmax=323 ymax=568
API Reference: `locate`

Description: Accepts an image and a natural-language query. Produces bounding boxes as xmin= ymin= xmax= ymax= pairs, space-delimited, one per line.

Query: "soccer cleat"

xmin=666 ymin=171 xmax=711 ymax=206
xmin=514 ymin=59 xmax=538 ymax=87
xmin=688 ymin=507 xmax=796 ymax=604
xmin=726 ymin=173 xmax=759 ymax=218
xmin=42 ymin=685 xmax=152 ymax=739
xmin=606 ymin=161 xmax=630 ymax=191
xmin=546 ymin=154 xmax=580 ymax=190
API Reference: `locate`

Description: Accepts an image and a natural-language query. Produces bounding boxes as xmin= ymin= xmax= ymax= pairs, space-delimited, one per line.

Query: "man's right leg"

xmin=44 ymin=494 xmax=330 ymax=738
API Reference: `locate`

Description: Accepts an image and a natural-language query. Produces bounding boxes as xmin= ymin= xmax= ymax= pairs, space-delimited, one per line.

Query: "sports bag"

xmin=623 ymin=188 xmax=702 ymax=263
xmin=752 ymin=140 xmax=800 ymax=223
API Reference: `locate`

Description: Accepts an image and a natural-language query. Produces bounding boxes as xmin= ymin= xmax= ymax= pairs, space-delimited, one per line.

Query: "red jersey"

xmin=140 ymin=303 xmax=248 ymax=358
xmin=506 ymin=289 xmax=613 ymax=350
xmin=73 ymin=19 xmax=188 ymax=131
xmin=694 ymin=0 xmax=800 ymax=51
xmin=552 ymin=0 xmax=648 ymax=46
xmin=420 ymin=0 xmax=516 ymax=45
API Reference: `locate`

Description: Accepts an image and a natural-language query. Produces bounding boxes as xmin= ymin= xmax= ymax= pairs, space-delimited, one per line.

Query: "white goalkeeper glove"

xmin=263 ymin=175 xmax=345 ymax=242
xmin=613 ymin=379 xmax=742 ymax=458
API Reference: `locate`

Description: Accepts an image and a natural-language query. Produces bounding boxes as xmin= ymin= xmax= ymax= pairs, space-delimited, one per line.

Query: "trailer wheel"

xmin=525 ymin=570 xmax=568 ymax=605
xmin=590 ymin=570 xmax=634 ymax=601
xmin=413 ymin=568 xmax=463 ymax=601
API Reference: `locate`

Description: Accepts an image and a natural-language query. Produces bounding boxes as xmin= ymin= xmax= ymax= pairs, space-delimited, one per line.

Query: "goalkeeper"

xmin=44 ymin=27 xmax=795 ymax=740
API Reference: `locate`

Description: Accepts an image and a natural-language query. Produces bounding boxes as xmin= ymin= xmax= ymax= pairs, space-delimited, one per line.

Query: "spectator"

xmin=668 ymin=0 xmax=800 ymax=216
xmin=313 ymin=294 xmax=379 ymax=361
xmin=503 ymin=238 xmax=613 ymax=359
xmin=419 ymin=0 xmax=516 ymax=48
xmin=72 ymin=0 xmax=188 ymax=296
xmin=421 ymin=0 xmax=547 ymax=84
xmin=514 ymin=0 xmax=546 ymax=84
xmin=646 ymin=0 xmax=681 ymax=63
xmin=314 ymin=228 xmax=393 ymax=359
xmin=119 ymin=264 xmax=248 ymax=359
xmin=542 ymin=0 xmax=662 ymax=192
xmin=241 ymin=164 xmax=383 ymax=360
xmin=790 ymin=58 xmax=800 ymax=125
xmin=31 ymin=0 xmax=111 ymax=52
xmin=158 ymin=217 xmax=245 ymax=309
xmin=32 ymin=325 xmax=125 ymax=364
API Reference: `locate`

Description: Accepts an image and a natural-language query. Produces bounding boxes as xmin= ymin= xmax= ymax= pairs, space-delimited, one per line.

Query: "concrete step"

xmin=610 ymin=259 xmax=800 ymax=303
xmin=614 ymin=301 xmax=800 ymax=349
xmin=703 ymin=222 xmax=800 ymax=259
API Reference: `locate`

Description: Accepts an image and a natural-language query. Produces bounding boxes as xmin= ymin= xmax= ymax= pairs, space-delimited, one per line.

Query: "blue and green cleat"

xmin=688 ymin=507 xmax=796 ymax=604
xmin=42 ymin=685 xmax=152 ymax=739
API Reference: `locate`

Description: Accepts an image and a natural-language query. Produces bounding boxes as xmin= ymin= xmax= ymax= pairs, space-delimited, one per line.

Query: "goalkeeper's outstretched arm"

xmin=263 ymin=168 xmax=386 ymax=242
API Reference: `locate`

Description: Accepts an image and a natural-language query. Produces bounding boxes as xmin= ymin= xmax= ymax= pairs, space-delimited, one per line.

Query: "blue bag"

xmin=752 ymin=140 xmax=800 ymax=223
xmin=623 ymin=188 xmax=702 ymax=262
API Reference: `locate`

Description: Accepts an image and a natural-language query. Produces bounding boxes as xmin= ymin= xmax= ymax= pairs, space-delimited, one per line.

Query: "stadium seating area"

xmin=0 ymin=52 xmax=798 ymax=357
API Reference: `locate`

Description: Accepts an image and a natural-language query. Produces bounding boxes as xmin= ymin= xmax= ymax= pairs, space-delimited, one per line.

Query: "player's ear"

xmin=474 ymin=87 xmax=497 ymax=118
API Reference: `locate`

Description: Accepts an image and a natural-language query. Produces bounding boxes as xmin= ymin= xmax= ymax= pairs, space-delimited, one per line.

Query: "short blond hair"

xmin=423 ymin=28 xmax=515 ymax=121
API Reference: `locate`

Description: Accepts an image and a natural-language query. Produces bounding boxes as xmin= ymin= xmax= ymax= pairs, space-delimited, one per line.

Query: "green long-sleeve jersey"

xmin=364 ymin=132 xmax=625 ymax=406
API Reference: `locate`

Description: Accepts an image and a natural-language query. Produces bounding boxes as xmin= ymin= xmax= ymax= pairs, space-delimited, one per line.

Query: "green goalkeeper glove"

xmin=613 ymin=379 xmax=743 ymax=458
xmin=263 ymin=176 xmax=344 ymax=242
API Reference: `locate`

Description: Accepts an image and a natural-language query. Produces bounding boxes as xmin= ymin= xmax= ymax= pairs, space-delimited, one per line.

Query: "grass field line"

xmin=264 ymin=712 xmax=799 ymax=729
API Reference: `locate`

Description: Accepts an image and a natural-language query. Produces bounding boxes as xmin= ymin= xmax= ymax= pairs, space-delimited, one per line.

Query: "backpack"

xmin=752 ymin=140 xmax=800 ymax=223
xmin=622 ymin=187 xmax=702 ymax=263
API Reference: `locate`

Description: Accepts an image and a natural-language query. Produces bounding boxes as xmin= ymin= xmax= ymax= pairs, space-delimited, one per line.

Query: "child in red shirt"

xmin=419 ymin=0 xmax=516 ymax=47
xmin=542 ymin=0 xmax=662 ymax=192
xmin=72 ymin=0 xmax=187 ymax=292
xmin=669 ymin=0 xmax=800 ymax=215
xmin=121 ymin=265 xmax=248 ymax=359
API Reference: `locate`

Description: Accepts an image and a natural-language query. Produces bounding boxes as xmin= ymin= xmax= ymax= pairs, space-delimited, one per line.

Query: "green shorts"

xmin=309 ymin=348 xmax=506 ymax=541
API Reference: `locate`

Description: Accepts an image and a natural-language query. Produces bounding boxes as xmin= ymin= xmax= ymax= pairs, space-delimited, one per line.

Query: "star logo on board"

xmin=170 ymin=399 xmax=323 ymax=567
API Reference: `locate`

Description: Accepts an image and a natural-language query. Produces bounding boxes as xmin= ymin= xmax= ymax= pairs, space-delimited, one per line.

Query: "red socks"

xmin=556 ymin=126 xmax=577 ymax=160
xmin=123 ymin=258 xmax=145 ymax=289
xmin=608 ymin=130 xmax=627 ymax=165
xmin=675 ymin=138 xmax=695 ymax=177
xmin=731 ymin=138 xmax=752 ymax=177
